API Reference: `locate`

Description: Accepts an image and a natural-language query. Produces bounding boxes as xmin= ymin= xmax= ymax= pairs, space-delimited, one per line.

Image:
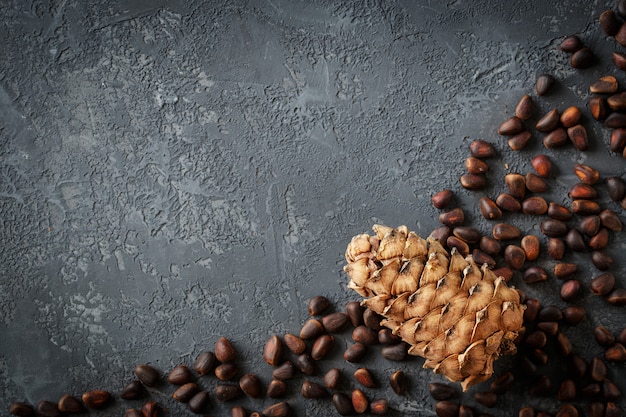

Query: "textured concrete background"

xmin=1 ymin=0 xmax=624 ymax=416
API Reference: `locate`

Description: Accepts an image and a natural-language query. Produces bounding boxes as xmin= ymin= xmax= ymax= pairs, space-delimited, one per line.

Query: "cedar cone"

xmin=344 ymin=225 xmax=525 ymax=391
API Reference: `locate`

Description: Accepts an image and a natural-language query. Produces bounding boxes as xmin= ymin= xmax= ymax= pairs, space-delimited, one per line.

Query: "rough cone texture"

xmin=344 ymin=225 xmax=525 ymax=391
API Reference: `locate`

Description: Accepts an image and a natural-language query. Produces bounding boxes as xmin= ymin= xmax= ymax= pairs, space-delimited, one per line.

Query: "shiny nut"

xmin=515 ymin=94 xmax=533 ymax=120
xmin=469 ymin=139 xmax=496 ymax=158
xmin=498 ymin=116 xmax=525 ymax=135
xmin=531 ymin=154 xmax=552 ymax=178
xmin=264 ymin=335 xmax=283 ymax=366
xmin=535 ymin=108 xmax=560 ymax=132
xmin=431 ymin=189 xmax=454 ymax=209
xmin=215 ymin=337 xmax=237 ymax=362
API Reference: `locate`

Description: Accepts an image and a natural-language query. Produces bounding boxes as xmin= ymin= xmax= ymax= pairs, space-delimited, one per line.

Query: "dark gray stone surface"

xmin=1 ymin=0 xmax=624 ymax=415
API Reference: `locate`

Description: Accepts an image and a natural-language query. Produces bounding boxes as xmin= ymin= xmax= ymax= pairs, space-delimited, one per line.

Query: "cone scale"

xmin=344 ymin=225 xmax=525 ymax=391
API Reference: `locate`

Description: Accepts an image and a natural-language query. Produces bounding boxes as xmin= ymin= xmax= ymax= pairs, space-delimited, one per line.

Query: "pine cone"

xmin=344 ymin=225 xmax=525 ymax=391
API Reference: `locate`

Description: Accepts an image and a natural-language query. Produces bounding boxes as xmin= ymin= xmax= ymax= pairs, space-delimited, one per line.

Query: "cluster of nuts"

xmin=10 ymin=296 xmax=418 ymax=417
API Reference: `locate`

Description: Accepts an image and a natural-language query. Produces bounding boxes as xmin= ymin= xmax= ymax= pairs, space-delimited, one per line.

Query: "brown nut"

xmin=240 ymin=374 xmax=262 ymax=398
xmin=351 ymin=389 xmax=368 ymax=413
xmin=554 ymin=263 xmax=578 ymax=279
xmin=215 ymin=363 xmax=239 ymax=381
xmin=307 ymin=295 xmax=330 ymax=316
xmin=9 ymin=402 xmax=36 ymax=417
xmin=428 ymin=382 xmax=456 ymax=400
xmin=505 ymin=173 xmax=526 ymax=199
xmin=453 ymin=226 xmax=481 ymax=243
xmin=479 ymin=236 xmax=502 ymax=256
xmin=134 ymin=364 xmax=160 ymax=388
xmin=189 ymin=391 xmax=210 ymax=414
xmin=589 ymin=96 xmax=608 ymax=121
xmin=578 ymin=215 xmax=601 ymax=236
xmin=194 ymin=351 xmax=216 ymax=376
xmin=522 ymin=196 xmax=548 ymax=215
xmin=439 ymin=208 xmax=464 ymax=227
xmin=266 ymin=379 xmax=288 ymax=398
xmin=301 ymin=380 xmax=329 ymax=398
xmin=535 ymin=108 xmax=560 ymax=132
xmin=560 ymin=105 xmax=580 ymax=127
xmin=272 ymin=361 xmax=296 ymax=380
xmin=261 ymin=402 xmax=292 ymax=417
xmin=283 ymin=333 xmax=306 ymax=354
xmin=311 ymin=334 xmax=334 ymax=360
xmin=465 ymin=157 xmax=489 ymax=174
xmin=541 ymin=219 xmax=568 ymax=237
xmin=82 ymin=390 xmax=112 ymax=409
xmin=570 ymin=183 xmax=597 ymax=200
xmin=605 ymin=343 xmax=626 ymax=362
xmin=352 ymin=325 xmax=378 ymax=345
xmin=215 ymin=337 xmax=237 ymax=362
xmin=141 ymin=401 xmax=160 ymax=417
xmin=498 ymin=116 xmax=525 ymax=135
xmin=525 ymin=173 xmax=548 ymax=193
xmin=543 ymin=127 xmax=569 ymax=148
xmin=168 ymin=365 xmax=194 ymax=385
xmin=479 ymin=197 xmax=502 ymax=220
xmin=299 ymin=318 xmax=324 ymax=340
xmin=354 ymin=367 xmax=377 ymax=388
xmin=322 ymin=312 xmax=349 ymax=333
xmin=264 ymin=335 xmax=283 ymax=367
xmin=332 ymin=393 xmax=354 ymax=416
xmin=120 ymin=380 xmax=144 ymax=400
xmin=173 ymin=383 xmax=199 ymax=403
xmin=460 ymin=173 xmax=487 ymax=190
xmin=613 ymin=51 xmax=626 ymax=70
xmin=600 ymin=10 xmax=620 ymax=36
xmin=390 ymin=370 xmax=406 ymax=395
xmin=531 ymin=154 xmax=552 ymax=178
xmin=572 ymin=199 xmax=601 ymax=215
xmin=590 ymin=228 xmax=611 ymax=250
xmin=574 ymin=164 xmax=599 ymax=184
xmin=344 ymin=342 xmax=367 ymax=363
xmin=496 ymin=193 xmax=522 ymax=212
xmin=324 ymin=368 xmax=341 ymax=389
xmin=58 ymin=395 xmax=84 ymax=413
xmin=548 ymin=202 xmax=572 ymax=220
xmin=516 ymin=94 xmax=533 ymax=120
xmin=472 ymin=249 xmax=496 ymax=267
xmin=508 ymin=130 xmax=532 ymax=151
xmin=493 ymin=223 xmax=521 ymax=240
xmin=370 ymin=399 xmax=389 ymax=415
xmin=605 ymin=112 xmax=626 ymax=128
xmin=606 ymin=176 xmax=626 ymax=201
xmin=562 ymin=305 xmax=586 ymax=325
xmin=567 ymin=124 xmax=589 ymax=151
xmin=592 ymin=251 xmax=614 ymax=271
xmin=214 ymin=384 xmax=243 ymax=402
xmin=590 ymin=272 xmax=616 ymax=296
xmin=560 ymin=280 xmax=581 ymax=301
xmin=381 ymin=342 xmax=408 ymax=361
xmin=504 ymin=245 xmax=526 ymax=270
xmin=547 ymin=238 xmax=565 ymax=260
xmin=523 ymin=266 xmax=548 ymax=284
xmin=560 ymin=35 xmax=583 ymax=52
xmin=565 ymin=228 xmax=586 ymax=252
xmin=536 ymin=74 xmax=556 ymax=96
xmin=599 ymin=209 xmax=623 ymax=231
xmin=570 ymin=47 xmax=595 ymax=68
xmin=296 ymin=353 xmax=317 ymax=375
xmin=594 ymin=325 xmax=616 ymax=346
xmin=606 ymin=288 xmax=626 ymax=306
xmin=435 ymin=401 xmax=459 ymax=417
xmin=521 ymin=235 xmax=540 ymax=261
xmin=469 ymin=139 xmax=496 ymax=158
xmin=431 ymin=189 xmax=454 ymax=209
xmin=446 ymin=235 xmax=470 ymax=256
xmin=608 ymin=91 xmax=626 ymax=111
